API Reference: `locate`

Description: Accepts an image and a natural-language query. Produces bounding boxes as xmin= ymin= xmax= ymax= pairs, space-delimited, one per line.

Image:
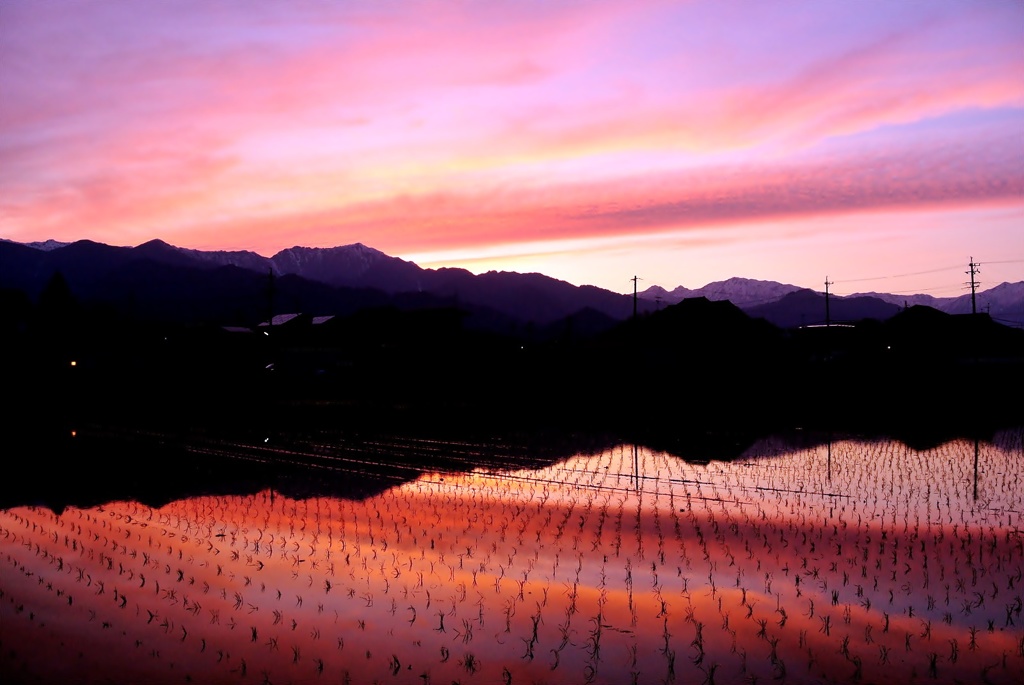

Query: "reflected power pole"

xmin=973 ymin=438 xmax=980 ymax=502
xmin=632 ymin=443 xmax=640 ymax=491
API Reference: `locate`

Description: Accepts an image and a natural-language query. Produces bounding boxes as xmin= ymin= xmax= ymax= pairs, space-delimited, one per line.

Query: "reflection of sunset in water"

xmin=2 ymin=433 xmax=1023 ymax=684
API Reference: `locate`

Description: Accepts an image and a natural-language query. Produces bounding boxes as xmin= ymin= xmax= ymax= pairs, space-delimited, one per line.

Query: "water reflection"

xmin=2 ymin=432 xmax=1023 ymax=684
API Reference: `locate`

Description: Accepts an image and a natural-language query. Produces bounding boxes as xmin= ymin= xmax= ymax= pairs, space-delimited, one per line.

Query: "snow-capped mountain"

xmin=167 ymin=242 xmax=272 ymax=274
xmin=938 ymin=281 xmax=1024 ymax=317
xmin=1 ymin=238 xmax=71 ymax=251
xmin=640 ymin=278 xmax=804 ymax=308
xmin=127 ymin=240 xmax=426 ymax=291
xmin=269 ymin=243 xmax=426 ymax=291
xmin=849 ymin=282 xmax=1024 ymax=320
xmin=271 ymin=243 xmax=385 ymax=279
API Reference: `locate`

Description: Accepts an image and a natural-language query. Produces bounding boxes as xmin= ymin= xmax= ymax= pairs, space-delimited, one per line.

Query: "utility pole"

xmin=824 ymin=276 xmax=833 ymax=328
xmin=966 ymin=258 xmax=981 ymax=315
xmin=631 ymin=275 xmax=641 ymax=321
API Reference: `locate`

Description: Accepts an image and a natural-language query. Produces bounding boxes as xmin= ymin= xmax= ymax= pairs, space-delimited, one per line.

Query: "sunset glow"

xmin=2 ymin=0 xmax=1021 ymax=294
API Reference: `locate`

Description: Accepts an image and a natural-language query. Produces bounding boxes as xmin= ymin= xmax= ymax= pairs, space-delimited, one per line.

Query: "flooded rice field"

xmin=2 ymin=430 xmax=1023 ymax=684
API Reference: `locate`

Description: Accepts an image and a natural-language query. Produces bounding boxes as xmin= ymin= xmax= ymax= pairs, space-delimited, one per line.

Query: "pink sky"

xmin=2 ymin=0 xmax=1022 ymax=295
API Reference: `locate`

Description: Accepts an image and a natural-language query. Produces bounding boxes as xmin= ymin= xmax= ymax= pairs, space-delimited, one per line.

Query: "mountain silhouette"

xmin=2 ymin=237 xmax=1021 ymax=334
xmin=746 ymin=289 xmax=902 ymax=328
xmin=0 ymin=238 xmax=648 ymax=328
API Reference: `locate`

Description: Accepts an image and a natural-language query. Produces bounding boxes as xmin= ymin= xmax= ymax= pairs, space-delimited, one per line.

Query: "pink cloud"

xmin=133 ymin=128 xmax=1021 ymax=260
xmin=2 ymin=0 xmax=1021 ymax=286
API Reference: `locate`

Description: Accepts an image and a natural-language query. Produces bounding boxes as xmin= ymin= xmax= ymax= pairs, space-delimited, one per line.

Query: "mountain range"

xmin=638 ymin=277 xmax=1024 ymax=324
xmin=4 ymin=237 xmax=1023 ymax=448
xmin=1 ymin=238 xmax=1022 ymax=331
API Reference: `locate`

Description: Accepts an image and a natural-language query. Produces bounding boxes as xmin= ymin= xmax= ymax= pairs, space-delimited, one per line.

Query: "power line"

xmin=981 ymin=259 xmax=1024 ymax=266
xmin=832 ymin=256 xmax=1024 ymax=299
xmin=834 ymin=264 xmax=963 ymax=284
xmin=856 ymin=284 xmax=964 ymax=296
xmin=833 ymin=256 xmax=1023 ymax=289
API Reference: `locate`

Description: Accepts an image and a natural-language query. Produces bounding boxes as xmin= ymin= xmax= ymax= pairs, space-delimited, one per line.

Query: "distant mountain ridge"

xmin=848 ymin=281 xmax=1024 ymax=317
xmin=639 ymin=275 xmax=1024 ymax=327
xmin=0 ymin=238 xmax=641 ymax=328
xmin=2 ymin=237 xmax=1022 ymax=329
xmin=129 ymin=239 xmax=415 ymax=285
xmin=641 ymin=278 xmax=807 ymax=312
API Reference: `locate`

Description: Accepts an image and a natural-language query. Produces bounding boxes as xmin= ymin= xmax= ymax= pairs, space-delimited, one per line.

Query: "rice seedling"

xmin=1 ymin=430 xmax=1022 ymax=683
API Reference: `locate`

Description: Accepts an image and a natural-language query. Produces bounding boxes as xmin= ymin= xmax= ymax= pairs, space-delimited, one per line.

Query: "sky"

xmin=1 ymin=0 xmax=1022 ymax=297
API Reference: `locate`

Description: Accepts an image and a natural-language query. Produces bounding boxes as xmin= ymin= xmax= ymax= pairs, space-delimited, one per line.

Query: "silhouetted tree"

xmin=37 ymin=271 xmax=78 ymax=323
xmin=33 ymin=271 xmax=82 ymax=362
